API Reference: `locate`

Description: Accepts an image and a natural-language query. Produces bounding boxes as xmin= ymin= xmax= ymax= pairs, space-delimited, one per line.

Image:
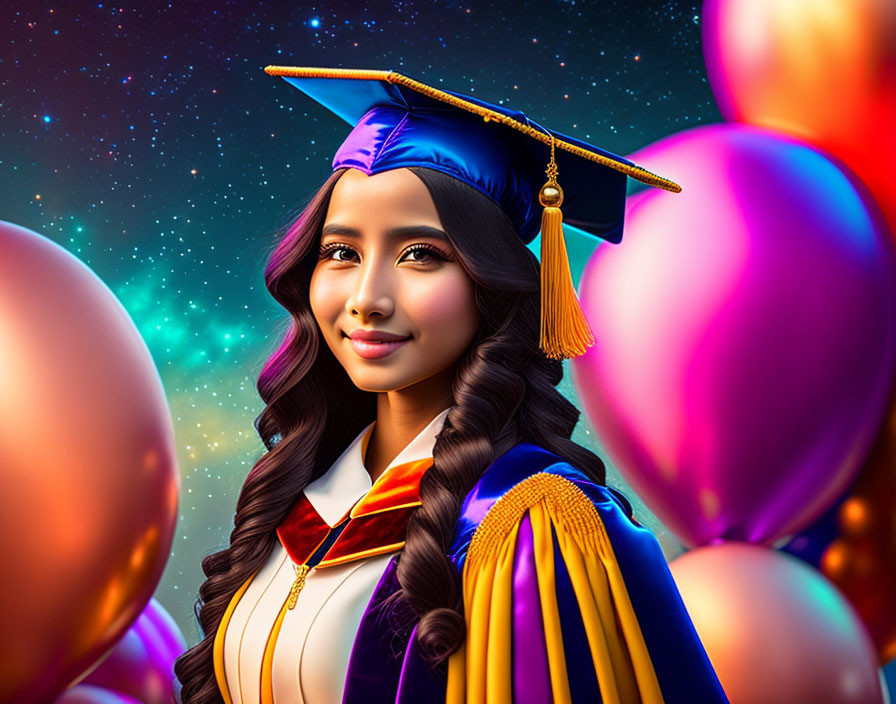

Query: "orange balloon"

xmin=818 ymin=378 xmax=896 ymax=663
xmin=670 ymin=543 xmax=884 ymax=704
xmin=703 ymin=0 xmax=896 ymax=235
xmin=0 ymin=222 xmax=179 ymax=703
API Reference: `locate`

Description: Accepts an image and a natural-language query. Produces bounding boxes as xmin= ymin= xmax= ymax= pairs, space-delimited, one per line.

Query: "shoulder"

xmin=448 ymin=441 xmax=639 ymax=569
xmin=444 ymin=442 xmax=732 ymax=704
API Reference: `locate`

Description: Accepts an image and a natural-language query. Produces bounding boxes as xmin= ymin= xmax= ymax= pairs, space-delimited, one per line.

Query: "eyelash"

xmin=318 ymin=242 xmax=451 ymax=264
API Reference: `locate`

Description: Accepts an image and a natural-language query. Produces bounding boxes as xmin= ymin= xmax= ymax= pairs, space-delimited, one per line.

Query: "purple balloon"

xmin=572 ymin=122 xmax=896 ymax=546
xmin=54 ymin=684 xmax=141 ymax=704
xmin=83 ymin=597 xmax=185 ymax=704
xmin=144 ymin=596 xmax=188 ymax=662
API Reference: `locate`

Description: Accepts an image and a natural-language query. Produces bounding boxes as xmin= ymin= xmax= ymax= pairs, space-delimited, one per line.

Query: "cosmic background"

xmin=2 ymin=0 xmax=720 ymax=644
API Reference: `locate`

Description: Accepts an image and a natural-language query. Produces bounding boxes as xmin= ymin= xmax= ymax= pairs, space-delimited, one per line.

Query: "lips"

xmin=346 ymin=329 xmax=411 ymax=342
xmin=343 ymin=329 xmax=412 ymax=360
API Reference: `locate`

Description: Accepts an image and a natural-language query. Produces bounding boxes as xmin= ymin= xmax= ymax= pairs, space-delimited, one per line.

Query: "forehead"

xmin=324 ymin=167 xmax=442 ymax=227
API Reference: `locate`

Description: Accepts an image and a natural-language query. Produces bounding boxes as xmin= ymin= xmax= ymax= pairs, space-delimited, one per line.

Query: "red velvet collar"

xmin=275 ymin=457 xmax=433 ymax=569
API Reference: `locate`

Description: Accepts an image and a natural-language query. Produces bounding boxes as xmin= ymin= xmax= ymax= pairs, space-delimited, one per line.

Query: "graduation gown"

xmin=214 ymin=422 xmax=730 ymax=704
xmin=214 ymin=409 xmax=451 ymax=704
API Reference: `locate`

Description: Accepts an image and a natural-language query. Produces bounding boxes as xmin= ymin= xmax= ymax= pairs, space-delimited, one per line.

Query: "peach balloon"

xmin=670 ymin=543 xmax=884 ymax=704
xmin=703 ymin=0 xmax=896 ymax=235
xmin=0 ymin=222 xmax=179 ymax=703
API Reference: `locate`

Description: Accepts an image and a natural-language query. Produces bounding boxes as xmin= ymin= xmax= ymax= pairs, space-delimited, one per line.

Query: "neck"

xmin=363 ymin=366 xmax=454 ymax=484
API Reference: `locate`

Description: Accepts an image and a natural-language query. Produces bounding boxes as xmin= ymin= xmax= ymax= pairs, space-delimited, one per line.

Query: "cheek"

xmin=408 ymin=271 xmax=479 ymax=340
xmin=309 ymin=269 xmax=338 ymax=329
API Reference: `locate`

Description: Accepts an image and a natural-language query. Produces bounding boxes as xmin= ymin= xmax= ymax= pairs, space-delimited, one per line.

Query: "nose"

xmin=345 ymin=258 xmax=395 ymax=322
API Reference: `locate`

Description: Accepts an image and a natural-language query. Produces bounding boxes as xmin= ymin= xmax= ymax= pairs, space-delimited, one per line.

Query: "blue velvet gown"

xmin=339 ymin=442 xmax=730 ymax=704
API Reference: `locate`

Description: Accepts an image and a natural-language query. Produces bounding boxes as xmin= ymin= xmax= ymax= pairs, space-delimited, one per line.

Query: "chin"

xmin=342 ymin=369 xmax=404 ymax=393
xmin=349 ymin=379 xmax=410 ymax=394
xmin=344 ymin=369 xmax=428 ymax=394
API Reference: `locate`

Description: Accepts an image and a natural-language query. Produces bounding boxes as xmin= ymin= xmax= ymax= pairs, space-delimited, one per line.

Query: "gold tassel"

xmin=539 ymin=136 xmax=596 ymax=360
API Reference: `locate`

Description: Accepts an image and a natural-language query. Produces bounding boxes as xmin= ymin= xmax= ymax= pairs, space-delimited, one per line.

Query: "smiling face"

xmin=309 ymin=167 xmax=481 ymax=395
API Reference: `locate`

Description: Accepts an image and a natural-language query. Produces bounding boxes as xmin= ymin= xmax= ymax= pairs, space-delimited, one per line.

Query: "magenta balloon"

xmin=83 ymin=598 xmax=184 ymax=704
xmin=143 ymin=598 xmax=187 ymax=662
xmin=572 ymin=123 xmax=896 ymax=546
xmin=54 ymin=684 xmax=141 ymax=704
xmin=133 ymin=599 xmax=185 ymax=704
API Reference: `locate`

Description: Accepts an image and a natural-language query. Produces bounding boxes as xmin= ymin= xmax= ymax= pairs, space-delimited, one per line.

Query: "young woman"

xmin=174 ymin=68 xmax=730 ymax=704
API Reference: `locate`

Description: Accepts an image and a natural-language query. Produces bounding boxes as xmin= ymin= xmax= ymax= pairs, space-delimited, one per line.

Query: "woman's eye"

xmin=399 ymin=244 xmax=448 ymax=265
xmin=319 ymin=243 xmax=450 ymax=265
xmin=319 ymin=244 xmax=358 ymax=262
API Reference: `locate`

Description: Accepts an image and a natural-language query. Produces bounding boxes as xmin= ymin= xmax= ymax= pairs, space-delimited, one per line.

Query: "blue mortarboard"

xmin=264 ymin=66 xmax=681 ymax=359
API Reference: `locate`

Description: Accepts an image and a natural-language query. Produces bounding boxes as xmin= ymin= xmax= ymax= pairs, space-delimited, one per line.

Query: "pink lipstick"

xmin=345 ymin=329 xmax=412 ymax=359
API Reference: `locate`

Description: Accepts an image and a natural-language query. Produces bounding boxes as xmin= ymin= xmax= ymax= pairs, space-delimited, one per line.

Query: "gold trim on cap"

xmin=263 ymin=65 xmax=681 ymax=194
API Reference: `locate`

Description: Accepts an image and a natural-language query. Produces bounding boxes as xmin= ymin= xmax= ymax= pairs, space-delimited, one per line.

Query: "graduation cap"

xmin=264 ymin=66 xmax=681 ymax=360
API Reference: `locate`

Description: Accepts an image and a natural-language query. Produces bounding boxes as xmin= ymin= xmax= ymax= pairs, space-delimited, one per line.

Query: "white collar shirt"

xmin=220 ymin=407 xmax=450 ymax=704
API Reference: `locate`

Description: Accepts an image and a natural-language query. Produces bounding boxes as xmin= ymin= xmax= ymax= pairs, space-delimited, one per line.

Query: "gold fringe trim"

xmin=263 ymin=66 xmax=681 ymax=193
xmin=465 ymin=472 xmax=605 ymax=575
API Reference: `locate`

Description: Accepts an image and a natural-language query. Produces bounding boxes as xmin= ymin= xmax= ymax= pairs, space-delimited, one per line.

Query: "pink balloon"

xmin=669 ymin=543 xmax=885 ymax=704
xmin=83 ymin=598 xmax=185 ymax=704
xmin=572 ymin=123 xmax=896 ymax=546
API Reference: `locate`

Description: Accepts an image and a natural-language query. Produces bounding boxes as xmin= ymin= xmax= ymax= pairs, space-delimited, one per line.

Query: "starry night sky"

xmin=1 ymin=0 xmax=722 ymax=643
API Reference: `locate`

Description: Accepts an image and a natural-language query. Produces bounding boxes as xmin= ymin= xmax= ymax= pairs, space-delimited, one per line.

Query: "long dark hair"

xmin=174 ymin=166 xmax=607 ymax=702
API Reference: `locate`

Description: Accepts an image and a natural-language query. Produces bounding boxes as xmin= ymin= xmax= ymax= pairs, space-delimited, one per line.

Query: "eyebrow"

xmin=320 ymin=224 xmax=450 ymax=242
